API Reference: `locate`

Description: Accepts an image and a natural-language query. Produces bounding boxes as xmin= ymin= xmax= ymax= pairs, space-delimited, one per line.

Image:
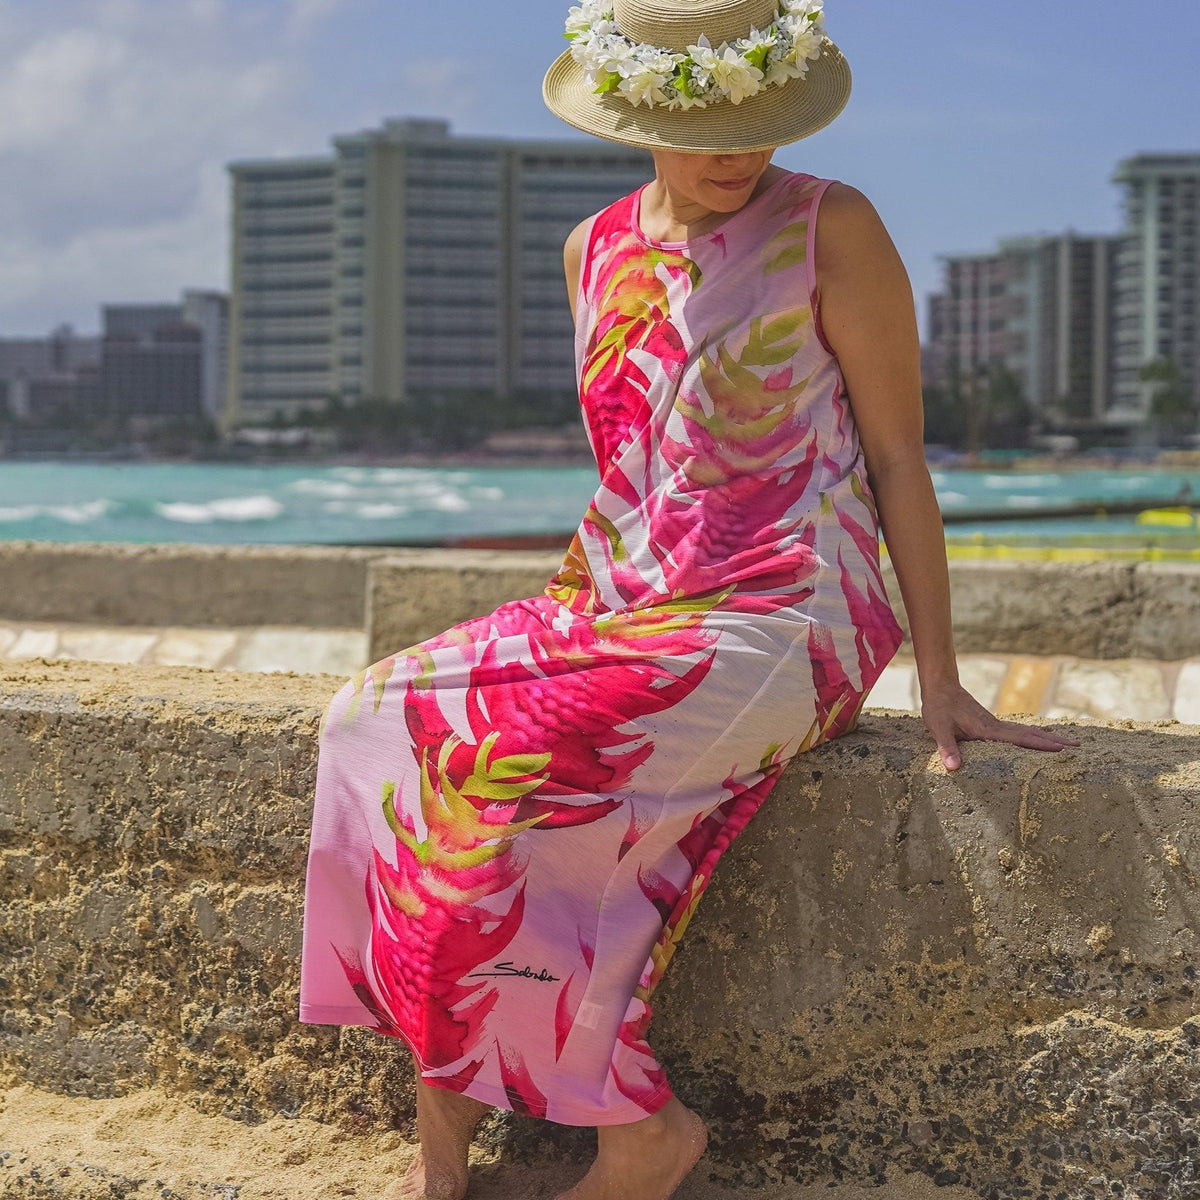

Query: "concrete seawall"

xmin=2 ymin=660 xmax=1198 ymax=1196
xmin=4 ymin=541 xmax=1198 ymax=663
xmin=0 ymin=541 xmax=385 ymax=629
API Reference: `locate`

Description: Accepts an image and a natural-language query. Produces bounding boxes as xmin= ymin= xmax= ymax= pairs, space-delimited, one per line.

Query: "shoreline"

xmin=1 ymin=447 xmax=1199 ymax=472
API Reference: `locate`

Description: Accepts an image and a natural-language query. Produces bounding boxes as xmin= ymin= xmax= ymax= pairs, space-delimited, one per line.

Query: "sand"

xmin=0 ymin=1084 xmax=980 ymax=1200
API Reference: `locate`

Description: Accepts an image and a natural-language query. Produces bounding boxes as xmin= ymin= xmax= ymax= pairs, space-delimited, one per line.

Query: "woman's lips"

xmin=710 ymin=176 xmax=753 ymax=191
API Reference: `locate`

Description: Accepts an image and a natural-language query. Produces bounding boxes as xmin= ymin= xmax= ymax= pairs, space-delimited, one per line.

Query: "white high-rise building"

xmin=182 ymin=290 xmax=230 ymax=422
xmin=927 ymin=233 xmax=1117 ymax=420
xmin=227 ymin=118 xmax=652 ymax=429
xmin=227 ymin=157 xmax=338 ymax=426
xmin=1112 ymin=154 xmax=1200 ymax=419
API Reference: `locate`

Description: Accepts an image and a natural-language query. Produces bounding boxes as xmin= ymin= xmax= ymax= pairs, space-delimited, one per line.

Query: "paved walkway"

xmin=1 ymin=617 xmax=1196 ymax=723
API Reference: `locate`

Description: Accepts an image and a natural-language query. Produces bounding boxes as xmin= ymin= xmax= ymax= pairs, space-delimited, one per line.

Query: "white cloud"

xmin=0 ymin=1 xmax=335 ymax=334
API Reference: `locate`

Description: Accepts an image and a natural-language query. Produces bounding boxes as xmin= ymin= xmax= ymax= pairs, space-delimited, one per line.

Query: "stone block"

xmin=227 ymin=628 xmax=367 ymax=676
xmin=8 ymin=628 xmax=60 ymax=659
xmin=1048 ymin=659 xmax=1172 ymax=721
xmin=1130 ymin=562 xmax=1200 ymax=659
xmin=1175 ymin=660 xmax=1200 ymax=724
xmin=151 ymin=628 xmax=241 ymax=669
xmin=942 ymin=561 xmax=1140 ymax=658
xmin=0 ymin=541 xmax=382 ymax=629
xmin=57 ymin=629 xmax=158 ymax=665
xmin=1 ymin=660 xmax=1198 ymax=1193
xmin=954 ymin=655 xmax=1010 ymax=710
xmin=863 ymin=660 xmax=916 ymax=711
xmin=367 ymin=550 xmax=564 ymax=661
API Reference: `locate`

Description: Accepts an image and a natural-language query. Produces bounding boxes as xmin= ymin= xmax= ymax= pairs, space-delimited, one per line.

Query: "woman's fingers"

xmin=988 ymin=718 xmax=1081 ymax=751
xmin=937 ymin=736 xmax=961 ymax=771
xmin=922 ymin=703 xmax=1081 ymax=770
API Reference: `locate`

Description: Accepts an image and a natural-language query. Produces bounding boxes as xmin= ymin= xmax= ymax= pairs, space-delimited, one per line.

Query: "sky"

xmin=0 ymin=0 xmax=1197 ymax=338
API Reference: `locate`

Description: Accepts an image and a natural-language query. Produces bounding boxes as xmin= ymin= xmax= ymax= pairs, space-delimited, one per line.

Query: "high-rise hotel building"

xmin=1111 ymin=154 xmax=1200 ymax=418
xmin=227 ymin=118 xmax=651 ymax=427
xmin=926 ymin=233 xmax=1118 ymax=420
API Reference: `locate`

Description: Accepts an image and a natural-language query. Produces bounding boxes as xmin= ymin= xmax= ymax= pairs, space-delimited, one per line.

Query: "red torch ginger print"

xmin=300 ymin=172 xmax=903 ymax=1126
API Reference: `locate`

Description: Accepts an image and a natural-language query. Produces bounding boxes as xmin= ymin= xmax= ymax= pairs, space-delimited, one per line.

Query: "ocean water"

xmin=0 ymin=460 xmax=1195 ymax=547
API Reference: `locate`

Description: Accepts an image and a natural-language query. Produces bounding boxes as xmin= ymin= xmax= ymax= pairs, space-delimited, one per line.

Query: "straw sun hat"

xmin=543 ymin=0 xmax=851 ymax=155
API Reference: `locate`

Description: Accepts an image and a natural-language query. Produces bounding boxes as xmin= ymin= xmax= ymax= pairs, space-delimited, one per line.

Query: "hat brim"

xmin=542 ymin=40 xmax=851 ymax=155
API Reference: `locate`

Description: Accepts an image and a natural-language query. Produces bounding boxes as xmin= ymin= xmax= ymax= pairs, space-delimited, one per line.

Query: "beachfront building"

xmin=226 ymin=118 xmax=652 ymax=430
xmin=0 ymin=326 xmax=101 ymax=421
xmin=925 ymin=232 xmax=1118 ymax=423
xmin=1111 ymin=154 xmax=1200 ymax=421
xmin=100 ymin=294 xmax=229 ymax=421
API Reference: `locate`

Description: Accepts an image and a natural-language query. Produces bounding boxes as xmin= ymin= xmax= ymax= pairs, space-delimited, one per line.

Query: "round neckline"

xmin=632 ymin=170 xmax=797 ymax=250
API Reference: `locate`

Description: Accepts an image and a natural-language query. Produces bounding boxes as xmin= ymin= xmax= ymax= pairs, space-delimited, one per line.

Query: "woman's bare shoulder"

xmin=816 ymin=182 xmax=890 ymax=245
xmin=563 ymin=216 xmax=593 ymax=318
xmin=564 ymin=214 xmax=591 ymax=263
xmin=814 ymin=182 xmax=903 ymax=282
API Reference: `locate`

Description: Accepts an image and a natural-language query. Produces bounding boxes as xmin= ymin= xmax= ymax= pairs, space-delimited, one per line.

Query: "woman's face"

xmin=651 ymin=148 xmax=776 ymax=211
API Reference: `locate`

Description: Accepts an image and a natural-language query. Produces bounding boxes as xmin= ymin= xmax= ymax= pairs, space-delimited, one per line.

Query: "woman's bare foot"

xmin=553 ymin=1097 xmax=707 ymax=1200
xmin=390 ymin=1074 xmax=492 ymax=1200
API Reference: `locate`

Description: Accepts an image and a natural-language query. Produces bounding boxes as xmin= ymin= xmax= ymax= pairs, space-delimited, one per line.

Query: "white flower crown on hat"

xmin=564 ymin=0 xmax=827 ymax=111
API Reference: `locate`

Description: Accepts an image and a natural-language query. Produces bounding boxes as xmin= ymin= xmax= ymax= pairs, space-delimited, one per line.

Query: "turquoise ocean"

xmin=0 ymin=460 xmax=1196 ymax=547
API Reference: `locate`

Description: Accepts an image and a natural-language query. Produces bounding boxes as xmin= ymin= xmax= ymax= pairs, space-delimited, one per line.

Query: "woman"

xmin=300 ymin=1 xmax=1079 ymax=1197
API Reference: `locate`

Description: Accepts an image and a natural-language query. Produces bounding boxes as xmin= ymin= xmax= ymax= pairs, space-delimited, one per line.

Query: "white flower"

xmin=787 ymin=25 xmax=824 ymax=65
xmin=781 ymin=0 xmax=822 ymax=19
xmin=565 ymin=0 xmax=830 ymax=109
xmin=665 ymin=87 xmax=710 ymax=110
xmin=686 ymin=35 xmax=719 ymax=72
xmin=565 ymin=1 xmax=612 ymax=36
xmin=565 ymin=6 xmax=592 ymax=36
xmin=619 ymin=61 xmax=674 ymax=106
xmin=709 ymin=45 xmax=764 ymax=104
xmin=573 ymin=31 xmax=637 ymax=85
xmin=735 ymin=25 xmax=778 ymax=58
xmin=763 ymin=54 xmax=807 ymax=88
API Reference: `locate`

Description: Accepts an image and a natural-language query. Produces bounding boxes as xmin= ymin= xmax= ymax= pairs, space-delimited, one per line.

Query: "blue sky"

xmin=0 ymin=0 xmax=1196 ymax=336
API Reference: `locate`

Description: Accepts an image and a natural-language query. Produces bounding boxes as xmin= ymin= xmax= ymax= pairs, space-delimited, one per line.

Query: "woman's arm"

xmin=563 ymin=216 xmax=591 ymax=322
xmin=814 ymin=183 xmax=1079 ymax=769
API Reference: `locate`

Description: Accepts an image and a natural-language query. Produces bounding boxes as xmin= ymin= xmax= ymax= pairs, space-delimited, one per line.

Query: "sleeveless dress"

xmin=299 ymin=170 xmax=904 ymax=1127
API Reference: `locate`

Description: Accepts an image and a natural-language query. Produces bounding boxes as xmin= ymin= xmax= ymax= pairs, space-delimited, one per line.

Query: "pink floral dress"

xmin=299 ymin=171 xmax=903 ymax=1126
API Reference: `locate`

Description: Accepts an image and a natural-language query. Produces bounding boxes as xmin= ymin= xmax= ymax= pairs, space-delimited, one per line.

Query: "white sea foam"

xmin=0 ymin=500 xmax=109 ymax=523
xmin=983 ymin=474 xmax=1056 ymax=489
xmin=355 ymin=503 xmax=409 ymax=519
xmin=936 ymin=491 xmax=968 ymax=505
xmin=428 ymin=492 xmax=471 ymax=512
xmin=1005 ymin=494 xmax=1049 ymax=508
xmin=156 ymin=495 xmax=283 ymax=523
xmin=48 ymin=500 xmax=111 ymax=523
xmin=290 ymin=478 xmax=359 ymax=498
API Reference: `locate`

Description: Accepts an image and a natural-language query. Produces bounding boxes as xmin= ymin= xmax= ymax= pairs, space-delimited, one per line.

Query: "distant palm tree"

xmin=1140 ymin=359 xmax=1197 ymax=442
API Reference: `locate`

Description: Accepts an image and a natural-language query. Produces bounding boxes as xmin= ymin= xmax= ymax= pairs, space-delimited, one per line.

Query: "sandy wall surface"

xmin=367 ymin=556 xmax=1200 ymax=663
xmin=1 ymin=660 xmax=1199 ymax=1197
xmin=0 ymin=1083 xmax=979 ymax=1200
xmin=0 ymin=541 xmax=385 ymax=629
xmin=4 ymin=540 xmax=1199 ymax=662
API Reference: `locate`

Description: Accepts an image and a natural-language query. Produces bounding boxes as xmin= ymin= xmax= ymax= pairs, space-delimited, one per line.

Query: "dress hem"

xmin=298 ymin=1004 xmax=676 ymax=1127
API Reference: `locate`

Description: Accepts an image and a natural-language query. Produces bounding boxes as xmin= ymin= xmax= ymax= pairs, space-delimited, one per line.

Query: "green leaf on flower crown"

xmin=744 ymin=44 xmax=770 ymax=70
xmin=565 ymin=30 xmax=578 ymax=40
xmin=674 ymin=62 xmax=696 ymax=96
xmin=595 ymin=71 xmax=622 ymax=94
